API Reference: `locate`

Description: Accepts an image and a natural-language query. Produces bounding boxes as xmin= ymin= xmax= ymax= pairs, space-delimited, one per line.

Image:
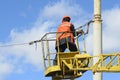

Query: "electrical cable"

xmin=0 ymin=42 xmax=29 ymax=47
xmin=0 ymin=20 xmax=94 ymax=47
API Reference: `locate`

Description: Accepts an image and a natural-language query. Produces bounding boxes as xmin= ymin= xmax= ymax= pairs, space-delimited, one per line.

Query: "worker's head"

xmin=62 ymin=16 xmax=71 ymax=22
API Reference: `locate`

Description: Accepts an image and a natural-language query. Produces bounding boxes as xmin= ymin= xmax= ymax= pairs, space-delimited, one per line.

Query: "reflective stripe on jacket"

xmin=56 ymin=22 xmax=74 ymax=43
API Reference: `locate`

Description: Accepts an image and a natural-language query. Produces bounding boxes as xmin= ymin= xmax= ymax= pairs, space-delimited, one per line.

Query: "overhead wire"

xmin=0 ymin=42 xmax=29 ymax=47
xmin=0 ymin=20 xmax=94 ymax=48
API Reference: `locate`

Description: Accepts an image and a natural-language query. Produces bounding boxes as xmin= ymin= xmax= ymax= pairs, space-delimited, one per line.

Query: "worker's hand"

xmin=77 ymin=29 xmax=84 ymax=34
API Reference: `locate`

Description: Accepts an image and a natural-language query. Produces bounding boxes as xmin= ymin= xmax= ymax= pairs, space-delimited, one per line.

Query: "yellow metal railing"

xmin=40 ymin=31 xmax=85 ymax=67
xmin=40 ymin=32 xmax=120 ymax=80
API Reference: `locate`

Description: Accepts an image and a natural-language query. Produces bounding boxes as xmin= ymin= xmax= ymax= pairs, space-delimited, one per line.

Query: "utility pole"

xmin=93 ymin=0 xmax=102 ymax=80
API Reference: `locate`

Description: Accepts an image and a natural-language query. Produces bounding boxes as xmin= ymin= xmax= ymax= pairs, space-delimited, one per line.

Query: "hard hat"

xmin=62 ymin=16 xmax=71 ymax=20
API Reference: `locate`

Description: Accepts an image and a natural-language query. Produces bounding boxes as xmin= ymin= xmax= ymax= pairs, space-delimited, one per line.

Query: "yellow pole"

xmin=93 ymin=0 xmax=102 ymax=80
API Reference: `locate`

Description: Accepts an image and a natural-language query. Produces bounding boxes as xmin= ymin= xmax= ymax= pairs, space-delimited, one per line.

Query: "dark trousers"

xmin=55 ymin=42 xmax=78 ymax=52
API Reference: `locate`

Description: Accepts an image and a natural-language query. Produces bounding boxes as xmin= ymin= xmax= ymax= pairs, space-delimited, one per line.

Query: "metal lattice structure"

xmin=39 ymin=32 xmax=120 ymax=80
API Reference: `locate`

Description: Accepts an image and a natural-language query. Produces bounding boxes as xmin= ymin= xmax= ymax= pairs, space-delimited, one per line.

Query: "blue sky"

xmin=0 ymin=0 xmax=120 ymax=80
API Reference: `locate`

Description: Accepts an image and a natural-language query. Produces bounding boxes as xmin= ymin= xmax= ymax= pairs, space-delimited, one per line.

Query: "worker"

xmin=53 ymin=16 xmax=84 ymax=65
xmin=55 ymin=16 xmax=84 ymax=52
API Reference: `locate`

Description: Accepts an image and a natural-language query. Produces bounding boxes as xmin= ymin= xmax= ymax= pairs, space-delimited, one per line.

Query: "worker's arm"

xmin=70 ymin=24 xmax=76 ymax=36
xmin=70 ymin=24 xmax=84 ymax=37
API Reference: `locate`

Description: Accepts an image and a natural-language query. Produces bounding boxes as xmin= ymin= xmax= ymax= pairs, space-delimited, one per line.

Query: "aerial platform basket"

xmin=40 ymin=32 xmax=90 ymax=80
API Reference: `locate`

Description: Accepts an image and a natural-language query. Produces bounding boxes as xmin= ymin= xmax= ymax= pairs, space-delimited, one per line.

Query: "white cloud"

xmin=0 ymin=63 xmax=13 ymax=74
xmin=0 ymin=62 xmax=13 ymax=80
xmin=1 ymin=0 xmax=120 ymax=80
xmin=42 ymin=0 xmax=83 ymax=18
xmin=102 ymin=7 xmax=120 ymax=52
xmin=16 ymin=68 xmax=24 ymax=74
xmin=0 ymin=0 xmax=86 ymax=79
xmin=83 ymin=7 xmax=120 ymax=54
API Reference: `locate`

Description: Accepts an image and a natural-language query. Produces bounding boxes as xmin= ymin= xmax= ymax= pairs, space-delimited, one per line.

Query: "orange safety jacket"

xmin=56 ymin=22 xmax=74 ymax=43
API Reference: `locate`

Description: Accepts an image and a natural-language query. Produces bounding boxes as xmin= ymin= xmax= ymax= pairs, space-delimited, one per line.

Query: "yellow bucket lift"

xmin=28 ymin=20 xmax=120 ymax=80
xmin=38 ymin=32 xmax=120 ymax=80
xmin=39 ymin=32 xmax=89 ymax=80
